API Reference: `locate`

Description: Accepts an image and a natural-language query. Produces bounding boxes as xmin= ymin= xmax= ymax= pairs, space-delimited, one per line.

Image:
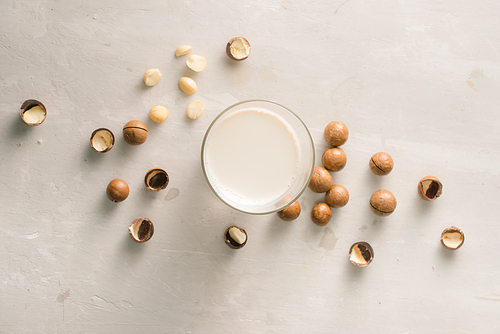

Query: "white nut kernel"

xmin=144 ymin=68 xmax=162 ymax=86
xmin=149 ymin=105 xmax=169 ymax=123
xmin=186 ymin=54 xmax=207 ymax=72
xmin=175 ymin=45 xmax=192 ymax=57
xmin=179 ymin=76 xmax=197 ymax=95
xmin=186 ymin=101 xmax=204 ymax=119
xmin=229 ymin=227 xmax=247 ymax=244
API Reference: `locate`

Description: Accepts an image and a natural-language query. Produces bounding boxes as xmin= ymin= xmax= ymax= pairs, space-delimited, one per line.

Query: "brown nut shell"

xmin=324 ymin=121 xmax=348 ymax=146
xmin=90 ymin=128 xmax=115 ymax=153
xmin=129 ymin=218 xmax=154 ymax=243
xmin=224 ymin=226 xmax=247 ymax=249
xmin=277 ymin=201 xmax=301 ymax=221
xmin=20 ymin=99 xmax=47 ymax=126
xmin=226 ymin=37 xmax=251 ymax=61
xmin=369 ymin=152 xmax=394 ymax=176
xmin=144 ymin=168 xmax=169 ymax=192
xmin=326 ymin=184 xmax=349 ymax=208
xmin=106 ymin=179 xmax=130 ymax=202
xmin=322 ymin=147 xmax=347 ymax=172
xmin=349 ymin=242 xmax=374 ymax=267
xmin=418 ymin=176 xmax=442 ymax=201
xmin=123 ymin=120 xmax=148 ymax=145
xmin=440 ymin=226 xmax=464 ymax=250
xmin=311 ymin=203 xmax=332 ymax=226
xmin=369 ymin=189 xmax=396 ymax=216
xmin=308 ymin=167 xmax=333 ymax=193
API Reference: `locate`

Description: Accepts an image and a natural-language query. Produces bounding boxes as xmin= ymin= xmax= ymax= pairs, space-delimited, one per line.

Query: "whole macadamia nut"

xmin=369 ymin=152 xmax=394 ymax=176
xmin=322 ymin=147 xmax=347 ymax=172
xmin=106 ymin=179 xmax=130 ymax=203
xmin=311 ymin=203 xmax=332 ymax=226
xmin=369 ymin=189 xmax=397 ymax=216
xmin=324 ymin=121 xmax=348 ymax=146
xmin=123 ymin=120 xmax=148 ymax=145
xmin=277 ymin=201 xmax=301 ymax=221
xmin=326 ymin=184 xmax=349 ymax=208
xmin=308 ymin=167 xmax=333 ymax=193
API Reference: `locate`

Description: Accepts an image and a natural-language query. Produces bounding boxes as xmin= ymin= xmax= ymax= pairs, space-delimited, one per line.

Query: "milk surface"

xmin=205 ymin=109 xmax=299 ymax=204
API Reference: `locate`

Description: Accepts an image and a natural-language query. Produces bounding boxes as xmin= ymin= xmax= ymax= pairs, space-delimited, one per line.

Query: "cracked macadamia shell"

xmin=324 ymin=121 xmax=348 ymax=146
xmin=144 ymin=168 xmax=169 ymax=192
xmin=129 ymin=218 xmax=154 ymax=243
xmin=106 ymin=179 xmax=129 ymax=203
xmin=322 ymin=147 xmax=347 ymax=172
xmin=326 ymin=184 xmax=349 ymax=208
xmin=369 ymin=189 xmax=397 ymax=216
xmin=308 ymin=167 xmax=333 ymax=193
xmin=20 ymin=99 xmax=47 ymax=126
xmin=123 ymin=120 xmax=148 ymax=145
xmin=226 ymin=37 xmax=251 ymax=61
xmin=224 ymin=226 xmax=247 ymax=249
xmin=418 ymin=176 xmax=443 ymax=201
xmin=90 ymin=128 xmax=115 ymax=153
xmin=441 ymin=226 xmax=464 ymax=250
xmin=311 ymin=203 xmax=332 ymax=226
xmin=349 ymin=242 xmax=374 ymax=267
xmin=369 ymin=152 xmax=394 ymax=176
xmin=277 ymin=201 xmax=301 ymax=221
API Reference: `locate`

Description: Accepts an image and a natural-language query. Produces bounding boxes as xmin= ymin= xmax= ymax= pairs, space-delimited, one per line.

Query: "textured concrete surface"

xmin=1 ymin=0 xmax=500 ymax=333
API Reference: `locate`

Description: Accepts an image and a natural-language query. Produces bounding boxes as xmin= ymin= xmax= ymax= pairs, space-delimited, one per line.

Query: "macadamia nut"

xmin=175 ymin=45 xmax=192 ymax=57
xmin=369 ymin=152 xmax=394 ymax=176
xmin=277 ymin=201 xmax=301 ymax=221
xmin=144 ymin=68 xmax=162 ymax=86
xmin=179 ymin=77 xmax=197 ymax=95
xmin=326 ymin=184 xmax=349 ymax=208
xmin=308 ymin=167 xmax=332 ymax=193
xmin=186 ymin=54 xmax=207 ymax=72
xmin=186 ymin=100 xmax=204 ymax=119
xmin=370 ymin=189 xmax=397 ymax=216
xmin=149 ymin=105 xmax=169 ymax=123
xmin=322 ymin=147 xmax=347 ymax=172
xmin=226 ymin=37 xmax=251 ymax=61
xmin=324 ymin=121 xmax=348 ymax=146
xmin=311 ymin=203 xmax=332 ymax=226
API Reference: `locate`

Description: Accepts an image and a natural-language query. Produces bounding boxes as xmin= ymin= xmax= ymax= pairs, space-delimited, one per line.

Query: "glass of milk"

xmin=201 ymin=100 xmax=315 ymax=214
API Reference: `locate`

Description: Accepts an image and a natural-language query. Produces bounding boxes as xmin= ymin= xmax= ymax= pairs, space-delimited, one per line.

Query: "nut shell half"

xmin=440 ymin=226 xmax=464 ymax=250
xmin=123 ymin=120 xmax=148 ymax=145
xmin=90 ymin=128 xmax=115 ymax=153
xmin=144 ymin=168 xmax=169 ymax=192
xmin=277 ymin=201 xmax=301 ymax=221
xmin=129 ymin=218 xmax=154 ymax=243
xmin=369 ymin=152 xmax=394 ymax=176
xmin=349 ymin=242 xmax=374 ymax=267
xmin=226 ymin=37 xmax=251 ymax=61
xmin=20 ymin=99 xmax=47 ymax=126
xmin=418 ymin=176 xmax=443 ymax=201
xmin=224 ymin=226 xmax=247 ymax=249
xmin=369 ymin=189 xmax=396 ymax=216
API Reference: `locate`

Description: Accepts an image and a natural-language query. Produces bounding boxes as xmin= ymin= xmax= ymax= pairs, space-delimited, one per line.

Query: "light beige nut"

xmin=20 ymin=99 xmax=47 ymax=126
xmin=224 ymin=226 xmax=247 ymax=249
xmin=187 ymin=100 xmax=204 ymax=119
xmin=175 ymin=45 xmax=192 ymax=57
xmin=440 ymin=226 xmax=465 ymax=250
xmin=144 ymin=68 xmax=162 ymax=86
xmin=149 ymin=105 xmax=169 ymax=123
xmin=186 ymin=54 xmax=207 ymax=72
xmin=179 ymin=76 xmax=197 ymax=95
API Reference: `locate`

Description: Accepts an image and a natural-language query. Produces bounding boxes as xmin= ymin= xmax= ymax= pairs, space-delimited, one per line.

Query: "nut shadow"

xmin=8 ymin=110 xmax=31 ymax=139
xmin=119 ymin=232 xmax=147 ymax=264
xmin=97 ymin=192 xmax=120 ymax=216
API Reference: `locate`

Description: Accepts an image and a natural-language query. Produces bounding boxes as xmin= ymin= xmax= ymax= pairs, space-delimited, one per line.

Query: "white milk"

xmin=205 ymin=109 xmax=299 ymax=204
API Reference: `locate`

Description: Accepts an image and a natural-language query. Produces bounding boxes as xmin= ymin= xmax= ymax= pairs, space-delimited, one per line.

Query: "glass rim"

xmin=200 ymin=99 xmax=315 ymax=215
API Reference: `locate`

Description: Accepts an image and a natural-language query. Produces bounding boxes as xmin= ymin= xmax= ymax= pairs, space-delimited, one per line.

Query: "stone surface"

xmin=1 ymin=0 xmax=500 ymax=333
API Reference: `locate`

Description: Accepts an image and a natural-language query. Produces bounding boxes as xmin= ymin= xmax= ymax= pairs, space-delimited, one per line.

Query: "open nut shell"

xmin=349 ymin=241 xmax=374 ymax=267
xmin=144 ymin=168 xmax=169 ymax=192
xmin=20 ymin=99 xmax=47 ymax=126
xmin=440 ymin=226 xmax=464 ymax=250
xmin=418 ymin=176 xmax=442 ymax=201
xmin=90 ymin=128 xmax=115 ymax=153
xmin=224 ymin=225 xmax=247 ymax=249
xmin=129 ymin=218 xmax=154 ymax=243
xmin=226 ymin=37 xmax=251 ymax=61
